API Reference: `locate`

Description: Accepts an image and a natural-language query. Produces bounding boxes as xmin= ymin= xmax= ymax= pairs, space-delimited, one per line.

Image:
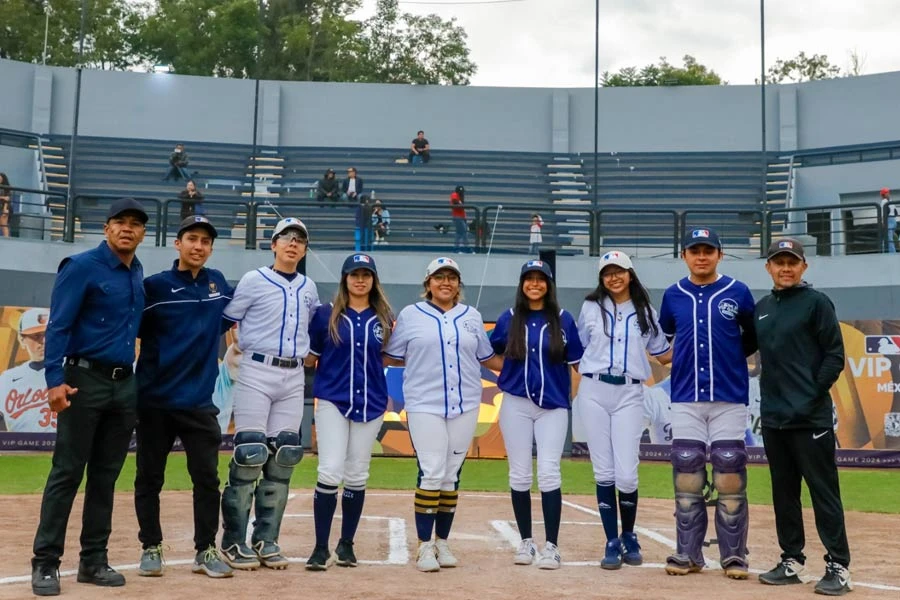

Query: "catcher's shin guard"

xmin=252 ymin=431 xmax=303 ymax=546
xmin=220 ymin=431 xmax=267 ymax=548
xmin=671 ymin=439 xmax=708 ymax=567
xmin=710 ymin=440 xmax=749 ymax=574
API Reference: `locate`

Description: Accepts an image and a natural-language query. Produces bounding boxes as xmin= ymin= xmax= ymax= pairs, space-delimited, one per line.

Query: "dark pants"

xmin=164 ymin=165 xmax=190 ymax=181
xmin=761 ymin=427 xmax=851 ymax=567
xmin=134 ymin=407 xmax=222 ymax=551
xmin=32 ymin=366 xmax=137 ymax=568
xmin=453 ymin=217 xmax=468 ymax=250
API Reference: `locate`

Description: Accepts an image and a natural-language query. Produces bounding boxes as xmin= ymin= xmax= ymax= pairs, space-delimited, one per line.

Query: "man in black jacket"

xmin=754 ymin=238 xmax=852 ymax=596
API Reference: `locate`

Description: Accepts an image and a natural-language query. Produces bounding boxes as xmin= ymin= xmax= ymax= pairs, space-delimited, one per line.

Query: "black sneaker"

xmin=306 ymin=545 xmax=333 ymax=571
xmin=31 ymin=563 xmax=60 ymax=596
xmin=335 ymin=539 xmax=358 ymax=567
xmin=815 ymin=562 xmax=852 ymax=596
xmin=759 ymin=558 xmax=804 ymax=585
xmin=76 ymin=563 xmax=126 ymax=587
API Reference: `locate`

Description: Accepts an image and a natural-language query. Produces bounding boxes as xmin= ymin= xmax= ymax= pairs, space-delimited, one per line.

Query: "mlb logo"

xmin=285 ymin=217 xmax=301 ymax=225
xmin=38 ymin=313 xmax=48 ymax=325
xmin=194 ymin=216 xmax=208 ymax=223
xmin=602 ymin=251 xmax=620 ymax=260
xmin=865 ymin=335 xmax=900 ymax=355
xmin=437 ymin=258 xmax=452 ymax=265
xmin=354 ymin=255 xmax=371 ymax=263
xmin=692 ymin=229 xmax=710 ymax=238
xmin=526 ymin=260 xmax=543 ymax=267
xmin=778 ymin=240 xmax=794 ymax=249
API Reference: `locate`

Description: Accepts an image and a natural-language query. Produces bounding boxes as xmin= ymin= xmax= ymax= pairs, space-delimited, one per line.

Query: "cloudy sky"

xmin=355 ymin=0 xmax=900 ymax=87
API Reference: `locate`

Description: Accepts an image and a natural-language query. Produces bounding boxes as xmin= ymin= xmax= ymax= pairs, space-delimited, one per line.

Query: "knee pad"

xmin=671 ymin=439 xmax=707 ymax=495
xmin=230 ymin=431 xmax=268 ymax=485
xmin=671 ymin=440 xmax=708 ymax=564
xmin=710 ymin=440 xmax=748 ymax=504
xmin=263 ymin=431 xmax=303 ymax=484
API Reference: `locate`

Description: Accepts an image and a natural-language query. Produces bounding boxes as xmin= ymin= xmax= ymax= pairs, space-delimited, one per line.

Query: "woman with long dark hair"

xmin=492 ymin=259 xmax=583 ymax=570
xmin=303 ymin=253 xmax=394 ymax=570
xmin=574 ymin=250 xmax=671 ymax=570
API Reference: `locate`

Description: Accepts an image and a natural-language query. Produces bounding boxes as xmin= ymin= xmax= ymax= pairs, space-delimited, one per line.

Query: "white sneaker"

xmin=416 ymin=541 xmax=440 ymax=572
xmin=514 ymin=538 xmax=538 ymax=565
xmin=434 ymin=538 xmax=458 ymax=568
xmin=536 ymin=541 xmax=561 ymax=570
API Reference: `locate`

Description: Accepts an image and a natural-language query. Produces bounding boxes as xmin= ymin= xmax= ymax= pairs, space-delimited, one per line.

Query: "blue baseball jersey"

xmin=309 ymin=303 xmax=388 ymax=423
xmin=658 ymin=275 xmax=756 ymax=405
xmin=491 ymin=308 xmax=583 ymax=409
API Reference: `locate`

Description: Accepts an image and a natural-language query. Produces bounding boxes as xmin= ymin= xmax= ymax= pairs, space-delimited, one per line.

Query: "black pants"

xmin=762 ymin=427 xmax=851 ymax=567
xmin=32 ymin=366 xmax=137 ymax=568
xmin=134 ymin=406 xmax=222 ymax=551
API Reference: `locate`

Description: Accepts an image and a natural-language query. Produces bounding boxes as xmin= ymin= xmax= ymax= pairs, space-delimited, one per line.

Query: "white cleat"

xmin=434 ymin=538 xmax=458 ymax=568
xmin=514 ymin=538 xmax=538 ymax=565
xmin=536 ymin=541 xmax=561 ymax=570
xmin=416 ymin=541 xmax=440 ymax=572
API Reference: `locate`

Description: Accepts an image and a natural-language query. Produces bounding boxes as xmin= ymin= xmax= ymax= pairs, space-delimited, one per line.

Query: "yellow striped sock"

xmin=414 ymin=488 xmax=440 ymax=514
xmin=438 ymin=490 xmax=458 ymax=513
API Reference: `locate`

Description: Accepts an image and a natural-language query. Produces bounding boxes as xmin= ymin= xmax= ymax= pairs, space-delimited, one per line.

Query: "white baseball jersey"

xmin=577 ymin=298 xmax=669 ymax=380
xmin=747 ymin=375 xmax=763 ymax=446
xmin=383 ymin=301 xmax=494 ymax=419
xmin=643 ymin=383 xmax=673 ymax=443
xmin=0 ymin=362 xmax=55 ymax=432
xmin=223 ymin=267 xmax=320 ymax=358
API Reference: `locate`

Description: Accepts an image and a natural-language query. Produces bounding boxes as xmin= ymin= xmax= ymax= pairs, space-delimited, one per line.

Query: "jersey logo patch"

xmin=372 ymin=322 xmax=385 ymax=343
xmin=718 ymin=298 xmax=738 ymax=320
xmin=208 ymin=281 xmax=220 ymax=297
xmin=303 ymin=291 xmax=315 ymax=308
xmin=462 ymin=319 xmax=481 ymax=336
xmin=865 ymin=335 xmax=900 ymax=355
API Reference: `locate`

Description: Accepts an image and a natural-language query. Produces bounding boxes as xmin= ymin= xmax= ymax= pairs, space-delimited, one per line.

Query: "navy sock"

xmin=618 ymin=489 xmax=638 ymax=534
xmin=340 ymin=488 xmax=366 ymax=542
xmin=510 ymin=489 xmax=532 ymax=540
xmin=414 ymin=488 xmax=440 ymax=541
xmin=313 ymin=482 xmax=339 ymax=548
xmin=596 ymin=481 xmax=618 ymax=541
xmin=541 ymin=488 xmax=562 ymax=545
xmin=435 ymin=490 xmax=458 ymax=539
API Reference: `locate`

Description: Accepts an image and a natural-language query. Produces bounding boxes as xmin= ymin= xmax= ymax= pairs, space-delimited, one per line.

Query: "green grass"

xmin=1 ymin=455 xmax=897 ymax=514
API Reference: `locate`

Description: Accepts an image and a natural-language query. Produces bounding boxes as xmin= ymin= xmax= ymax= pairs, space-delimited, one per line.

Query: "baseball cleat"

xmin=601 ymin=538 xmax=623 ymax=570
xmin=814 ymin=562 xmax=853 ymax=596
xmin=722 ymin=556 xmax=750 ymax=580
xmin=306 ymin=545 xmax=334 ymax=571
xmin=335 ymin=539 xmax=358 ymax=567
xmin=621 ymin=532 xmax=643 ymax=566
xmin=759 ymin=558 xmax=804 ymax=585
xmin=514 ymin=538 xmax=538 ymax=565
xmin=434 ymin=538 xmax=458 ymax=568
xmin=254 ymin=541 xmax=289 ymax=570
xmin=665 ymin=554 xmax=704 ymax=576
xmin=192 ymin=546 xmax=233 ymax=578
xmin=536 ymin=542 xmax=561 ymax=570
xmin=416 ymin=541 xmax=440 ymax=572
xmin=138 ymin=544 xmax=164 ymax=577
xmin=221 ymin=543 xmax=260 ymax=570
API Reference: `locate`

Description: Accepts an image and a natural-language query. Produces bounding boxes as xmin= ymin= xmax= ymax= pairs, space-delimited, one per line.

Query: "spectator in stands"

xmin=881 ymin=188 xmax=898 ymax=253
xmin=450 ymin=185 xmax=469 ymax=253
xmin=342 ymin=167 xmax=365 ymax=202
xmin=372 ymin=200 xmax=391 ymax=245
xmin=529 ymin=213 xmax=544 ymax=255
xmin=355 ymin=196 xmax=373 ymax=251
xmin=163 ymin=143 xmax=191 ymax=182
xmin=0 ymin=172 xmax=10 ymax=237
xmin=409 ymin=131 xmax=431 ymax=164
xmin=179 ymin=180 xmax=205 ymax=220
xmin=317 ymin=169 xmax=340 ymax=203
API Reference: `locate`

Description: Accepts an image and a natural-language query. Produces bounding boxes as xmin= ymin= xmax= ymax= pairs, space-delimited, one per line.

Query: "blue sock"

xmin=541 ymin=488 xmax=562 ymax=545
xmin=510 ymin=489 xmax=532 ymax=540
xmin=596 ymin=481 xmax=618 ymax=542
xmin=340 ymin=488 xmax=366 ymax=542
xmin=618 ymin=489 xmax=638 ymax=534
xmin=414 ymin=488 xmax=440 ymax=541
xmin=313 ymin=482 xmax=338 ymax=548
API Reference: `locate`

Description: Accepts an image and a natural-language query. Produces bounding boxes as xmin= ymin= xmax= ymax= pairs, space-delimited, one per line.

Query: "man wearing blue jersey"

xmin=134 ymin=216 xmax=235 ymax=579
xmin=658 ymin=228 xmax=757 ymax=580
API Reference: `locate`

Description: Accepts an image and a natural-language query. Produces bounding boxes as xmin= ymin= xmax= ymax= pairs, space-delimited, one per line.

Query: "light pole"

xmin=64 ymin=0 xmax=87 ymax=243
xmin=593 ymin=0 xmax=599 ymax=208
xmin=759 ymin=0 xmax=768 ymax=251
xmin=42 ymin=2 xmax=52 ymax=65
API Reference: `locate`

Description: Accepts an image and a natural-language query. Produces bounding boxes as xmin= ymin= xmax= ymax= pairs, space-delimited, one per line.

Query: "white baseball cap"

xmin=271 ymin=217 xmax=309 ymax=241
xmin=18 ymin=308 xmax=49 ymax=335
xmin=598 ymin=250 xmax=633 ymax=272
xmin=425 ymin=257 xmax=461 ymax=278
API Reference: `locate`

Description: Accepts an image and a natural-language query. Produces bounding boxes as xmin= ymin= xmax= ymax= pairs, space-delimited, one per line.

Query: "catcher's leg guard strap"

xmin=221 ymin=431 xmax=267 ymax=548
xmin=671 ymin=439 xmax=708 ymax=566
xmin=711 ymin=440 xmax=748 ymax=566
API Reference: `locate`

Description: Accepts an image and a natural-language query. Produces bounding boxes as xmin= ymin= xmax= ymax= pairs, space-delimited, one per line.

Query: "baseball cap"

xmin=520 ymin=259 xmax=553 ymax=280
xmin=683 ymin=227 xmax=722 ymax=250
xmin=106 ymin=198 xmax=148 ymax=224
xmin=271 ymin=217 xmax=309 ymax=241
xmin=425 ymin=257 xmax=461 ymax=278
xmin=18 ymin=308 xmax=49 ymax=335
xmin=177 ymin=215 xmax=218 ymax=239
xmin=767 ymin=237 xmax=806 ymax=261
xmin=342 ymin=253 xmax=377 ymax=275
xmin=881 ymin=187 xmax=891 ymax=196
xmin=598 ymin=250 xmax=633 ymax=272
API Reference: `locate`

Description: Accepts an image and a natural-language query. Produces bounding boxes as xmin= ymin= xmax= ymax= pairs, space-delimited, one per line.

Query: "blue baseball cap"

xmin=520 ymin=259 xmax=553 ymax=280
xmin=106 ymin=197 xmax=148 ymax=224
xmin=342 ymin=253 xmax=377 ymax=275
xmin=177 ymin=215 xmax=218 ymax=239
xmin=683 ymin=227 xmax=722 ymax=250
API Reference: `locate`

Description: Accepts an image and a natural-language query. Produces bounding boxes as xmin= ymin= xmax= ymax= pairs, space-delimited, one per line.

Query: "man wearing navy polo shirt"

xmin=32 ymin=198 xmax=148 ymax=596
xmin=133 ymin=215 xmax=235 ymax=579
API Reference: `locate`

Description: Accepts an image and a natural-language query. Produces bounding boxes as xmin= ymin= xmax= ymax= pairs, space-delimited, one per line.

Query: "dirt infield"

xmin=0 ymin=491 xmax=897 ymax=599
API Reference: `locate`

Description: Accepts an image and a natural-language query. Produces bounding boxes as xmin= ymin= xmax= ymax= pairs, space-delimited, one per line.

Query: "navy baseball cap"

xmin=177 ymin=215 xmax=218 ymax=239
xmin=683 ymin=227 xmax=721 ymax=250
xmin=106 ymin=197 xmax=148 ymax=224
xmin=520 ymin=259 xmax=553 ymax=280
xmin=342 ymin=253 xmax=377 ymax=275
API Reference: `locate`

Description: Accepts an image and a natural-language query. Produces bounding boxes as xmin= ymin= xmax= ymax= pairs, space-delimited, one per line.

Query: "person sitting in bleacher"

xmin=163 ymin=143 xmax=191 ymax=181
xmin=317 ymin=169 xmax=340 ymax=203
xmin=372 ymin=200 xmax=390 ymax=245
xmin=409 ymin=131 xmax=430 ymax=164
xmin=0 ymin=172 xmax=11 ymax=238
xmin=342 ymin=167 xmax=365 ymax=202
xmin=179 ymin=180 xmax=205 ymax=220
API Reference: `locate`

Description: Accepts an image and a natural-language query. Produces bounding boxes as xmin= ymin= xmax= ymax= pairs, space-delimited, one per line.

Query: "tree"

xmin=766 ymin=51 xmax=841 ymax=83
xmin=601 ymin=55 xmax=723 ymax=87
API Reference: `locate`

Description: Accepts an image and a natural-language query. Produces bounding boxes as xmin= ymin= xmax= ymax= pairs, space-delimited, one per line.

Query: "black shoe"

xmin=305 ymin=545 xmax=333 ymax=571
xmin=759 ymin=558 xmax=804 ymax=585
xmin=335 ymin=539 xmax=358 ymax=567
xmin=815 ymin=562 xmax=852 ymax=596
xmin=76 ymin=563 xmax=126 ymax=587
xmin=31 ymin=564 xmax=60 ymax=596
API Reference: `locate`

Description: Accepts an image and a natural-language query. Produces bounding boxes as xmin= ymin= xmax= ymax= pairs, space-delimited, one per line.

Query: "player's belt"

xmin=251 ymin=352 xmax=301 ymax=369
xmin=66 ymin=357 xmax=133 ymax=381
xmin=584 ymin=373 xmax=640 ymax=385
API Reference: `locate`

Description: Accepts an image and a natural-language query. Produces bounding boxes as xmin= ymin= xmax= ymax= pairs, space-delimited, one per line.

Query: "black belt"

xmin=66 ymin=357 xmax=133 ymax=381
xmin=251 ymin=352 xmax=300 ymax=369
xmin=584 ymin=373 xmax=640 ymax=385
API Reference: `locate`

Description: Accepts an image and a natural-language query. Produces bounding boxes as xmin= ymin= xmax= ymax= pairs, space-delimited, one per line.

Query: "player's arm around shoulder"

xmin=382 ymin=304 xmax=412 ymax=366
xmin=222 ymin=269 xmax=260 ymax=322
xmin=737 ymin=281 xmax=759 ymax=356
xmin=305 ymin=302 xmax=333 ymax=368
xmin=575 ymin=300 xmax=597 ymax=348
xmin=470 ymin=306 xmax=501 ymax=370
xmin=561 ymin=309 xmax=585 ymax=366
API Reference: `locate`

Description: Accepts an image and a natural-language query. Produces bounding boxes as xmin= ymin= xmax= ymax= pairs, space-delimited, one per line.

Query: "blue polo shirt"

xmin=309 ymin=304 xmax=388 ymax=423
xmin=45 ymin=242 xmax=145 ymax=388
xmin=137 ymin=261 xmax=234 ymax=411
xmin=491 ymin=308 xmax=583 ymax=409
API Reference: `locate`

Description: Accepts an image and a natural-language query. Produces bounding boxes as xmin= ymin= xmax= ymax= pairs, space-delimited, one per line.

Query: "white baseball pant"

xmin=498 ymin=393 xmax=568 ymax=492
xmin=670 ymin=402 xmax=747 ymax=444
xmin=231 ymin=355 xmax=305 ymax=436
xmin=315 ymin=399 xmax=384 ymax=489
xmin=407 ymin=408 xmax=479 ymax=491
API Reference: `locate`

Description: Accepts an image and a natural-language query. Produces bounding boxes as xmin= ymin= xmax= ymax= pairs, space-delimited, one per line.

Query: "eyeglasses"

xmin=431 ymin=272 xmax=459 ymax=283
xmin=277 ymin=232 xmax=308 ymax=245
xmin=21 ymin=332 xmax=45 ymax=342
xmin=602 ymin=269 xmax=628 ymax=280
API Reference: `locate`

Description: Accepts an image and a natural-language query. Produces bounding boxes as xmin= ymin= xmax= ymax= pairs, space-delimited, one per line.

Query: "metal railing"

xmin=765 ymin=202 xmax=883 ymax=257
xmin=0 ymin=185 xmax=66 ymax=240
